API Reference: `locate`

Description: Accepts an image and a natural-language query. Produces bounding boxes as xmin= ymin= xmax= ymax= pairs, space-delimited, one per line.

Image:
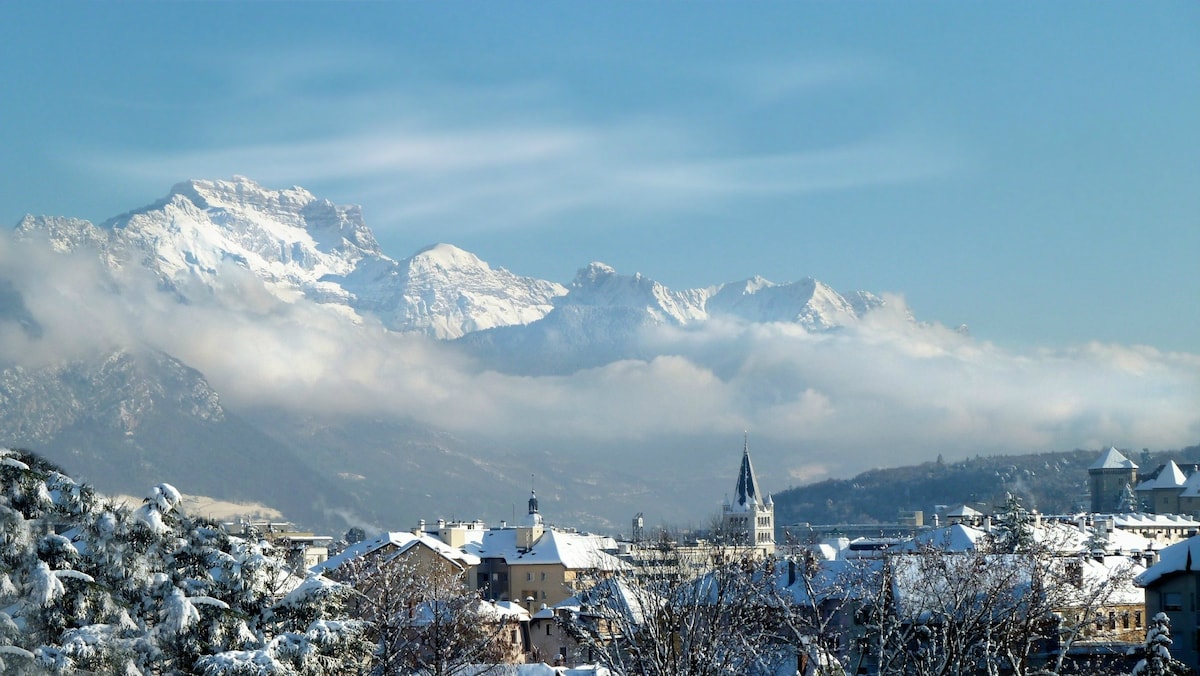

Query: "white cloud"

xmin=75 ymin=46 xmax=960 ymax=241
xmin=85 ymin=121 xmax=958 ymax=243
xmin=5 ymin=239 xmax=1194 ymax=492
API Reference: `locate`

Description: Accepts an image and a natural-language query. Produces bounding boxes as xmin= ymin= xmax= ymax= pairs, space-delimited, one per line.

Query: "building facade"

xmin=1089 ymin=446 xmax=1138 ymax=513
xmin=722 ymin=437 xmax=775 ymax=555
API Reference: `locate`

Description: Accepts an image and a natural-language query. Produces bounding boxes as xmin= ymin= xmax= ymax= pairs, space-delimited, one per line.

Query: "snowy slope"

xmin=15 ymin=176 xmax=886 ymax=343
xmin=707 ymin=276 xmax=885 ymax=330
xmin=457 ymin=263 xmax=890 ymax=374
xmin=331 ymin=242 xmax=567 ymax=339
xmin=15 ymin=177 xmax=566 ymax=339
xmin=560 ymin=262 xmax=709 ymax=325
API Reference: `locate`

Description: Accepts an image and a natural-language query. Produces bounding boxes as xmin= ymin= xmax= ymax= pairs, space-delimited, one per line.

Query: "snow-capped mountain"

xmin=559 ymin=262 xmax=709 ymax=324
xmin=2 ymin=176 xmax=901 ymax=532
xmin=454 ymin=262 xmax=888 ymax=373
xmin=550 ymin=263 xmax=884 ymax=331
xmin=333 ymin=242 xmax=567 ymax=339
xmin=706 ymin=275 xmax=884 ymax=330
xmin=15 ymin=177 xmax=884 ymax=343
xmin=15 ymin=177 xmax=566 ymax=339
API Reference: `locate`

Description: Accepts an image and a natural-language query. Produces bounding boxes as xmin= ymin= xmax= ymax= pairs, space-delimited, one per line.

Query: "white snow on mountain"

xmin=707 ymin=276 xmax=885 ymax=330
xmin=15 ymin=177 xmax=568 ymax=339
xmin=560 ymin=262 xmax=709 ymax=325
xmin=333 ymin=242 xmax=568 ymax=339
xmin=14 ymin=177 xmax=886 ymax=342
xmin=4 ymin=176 xmax=1198 ymax=533
xmin=557 ymin=263 xmax=884 ymax=332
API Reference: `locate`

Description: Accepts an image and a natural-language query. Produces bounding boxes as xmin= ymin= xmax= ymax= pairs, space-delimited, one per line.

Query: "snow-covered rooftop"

xmin=466 ymin=528 xmax=626 ymax=571
xmin=311 ymin=531 xmax=480 ymax=576
xmin=1089 ymin=446 xmax=1137 ymax=470
xmin=1112 ymin=513 xmax=1200 ymax=529
xmin=1155 ymin=460 xmax=1188 ymax=489
xmin=1136 ymin=535 xmax=1200 ymax=587
xmin=943 ymin=504 xmax=982 ymax=518
xmin=901 ymin=524 xmax=987 ymax=552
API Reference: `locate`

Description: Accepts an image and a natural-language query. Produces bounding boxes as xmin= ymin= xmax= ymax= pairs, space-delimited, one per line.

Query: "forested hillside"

xmin=772 ymin=444 xmax=1200 ymax=526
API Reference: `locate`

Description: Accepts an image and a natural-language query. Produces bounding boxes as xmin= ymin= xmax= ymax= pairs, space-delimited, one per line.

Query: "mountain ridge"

xmin=0 ymin=176 xmax=1004 ymax=534
xmin=15 ymin=177 xmax=890 ymax=343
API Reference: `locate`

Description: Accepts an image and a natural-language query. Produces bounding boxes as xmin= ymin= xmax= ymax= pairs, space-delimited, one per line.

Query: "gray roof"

xmin=733 ymin=437 xmax=763 ymax=510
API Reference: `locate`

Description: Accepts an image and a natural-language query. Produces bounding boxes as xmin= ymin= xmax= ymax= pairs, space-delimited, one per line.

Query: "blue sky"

xmin=2 ymin=2 xmax=1197 ymax=352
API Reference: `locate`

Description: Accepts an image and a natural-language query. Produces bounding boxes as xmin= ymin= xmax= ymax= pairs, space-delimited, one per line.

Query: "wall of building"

xmin=1144 ymin=574 xmax=1200 ymax=671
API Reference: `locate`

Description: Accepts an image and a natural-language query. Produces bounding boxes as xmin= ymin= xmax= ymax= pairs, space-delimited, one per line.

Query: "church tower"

xmin=722 ymin=436 xmax=775 ymax=553
xmin=517 ymin=489 xmax=544 ymax=551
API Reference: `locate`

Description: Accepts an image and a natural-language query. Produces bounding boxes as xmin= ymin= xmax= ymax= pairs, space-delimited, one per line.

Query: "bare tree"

xmin=335 ymin=552 xmax=515 ymax=675
xmin=853 ymin=536 xmax=1140 ymax=676
xmin=559 ymin=543 xmax=849 ymax=675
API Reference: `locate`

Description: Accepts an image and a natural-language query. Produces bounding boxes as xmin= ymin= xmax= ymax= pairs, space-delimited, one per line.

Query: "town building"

xmin=1135 ymin=534 xmax=1200 ymax=671
xmin=1089 ymin=446 xmax=1139 ymax=513
xmin=721 ymin=436 xmax=775 ymax=555
xmin=463 ymin=490 xmax=628 ymax=608
xmin=310 ymin=529 xmax=481 ymax=584
xmin=1133 ymin=458 xmax=1200 ymax=516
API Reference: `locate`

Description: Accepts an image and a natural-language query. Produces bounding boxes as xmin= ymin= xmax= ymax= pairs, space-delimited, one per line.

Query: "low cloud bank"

xmin=2 ymin=238 xmax=1196 ymax=485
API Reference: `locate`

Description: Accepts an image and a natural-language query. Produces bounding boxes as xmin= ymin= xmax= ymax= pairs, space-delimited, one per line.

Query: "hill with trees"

xmin=772 ymin=444 xmax=1200 ymax=527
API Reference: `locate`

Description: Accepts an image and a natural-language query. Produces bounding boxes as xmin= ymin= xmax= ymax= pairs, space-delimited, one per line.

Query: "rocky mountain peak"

xmin=409 ymin=243 xmax=490 ymax=274
xmin=168 ymin=176 xmax=316 ymax=215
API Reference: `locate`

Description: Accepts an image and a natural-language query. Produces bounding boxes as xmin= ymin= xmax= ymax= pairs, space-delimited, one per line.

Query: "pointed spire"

xmin=734 ymin=433 xmax=762 ymax=509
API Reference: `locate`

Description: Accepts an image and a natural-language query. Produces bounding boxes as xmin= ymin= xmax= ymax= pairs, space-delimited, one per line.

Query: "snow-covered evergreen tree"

xmin=992 ymin=492 xmax=1035 ymax=553
xmin=1130 ymin=612 xmax=1189 ymax=676
xmin=1118 ymin=482 xmax=1139 ymax=513
xmin=0 ymin=446 xmax=371 ymax=675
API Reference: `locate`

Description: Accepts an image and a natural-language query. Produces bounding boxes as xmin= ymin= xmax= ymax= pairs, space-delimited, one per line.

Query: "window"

xmin=527 ymin=572 xmax=532 ymax=581
xmin=1164 ymin=592 xmax=1184 ymax=612
xmin=546 ymin=624 xmax=552 ymax=636
xmin=541 ymin=572 xmax=547 ymax=581
xmin=1165 ymin=592 xmax=1184 ymax=611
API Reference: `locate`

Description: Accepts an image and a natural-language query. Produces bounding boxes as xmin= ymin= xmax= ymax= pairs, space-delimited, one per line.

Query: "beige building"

xmin=465 ymin=491 xmax=629 ymax=608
